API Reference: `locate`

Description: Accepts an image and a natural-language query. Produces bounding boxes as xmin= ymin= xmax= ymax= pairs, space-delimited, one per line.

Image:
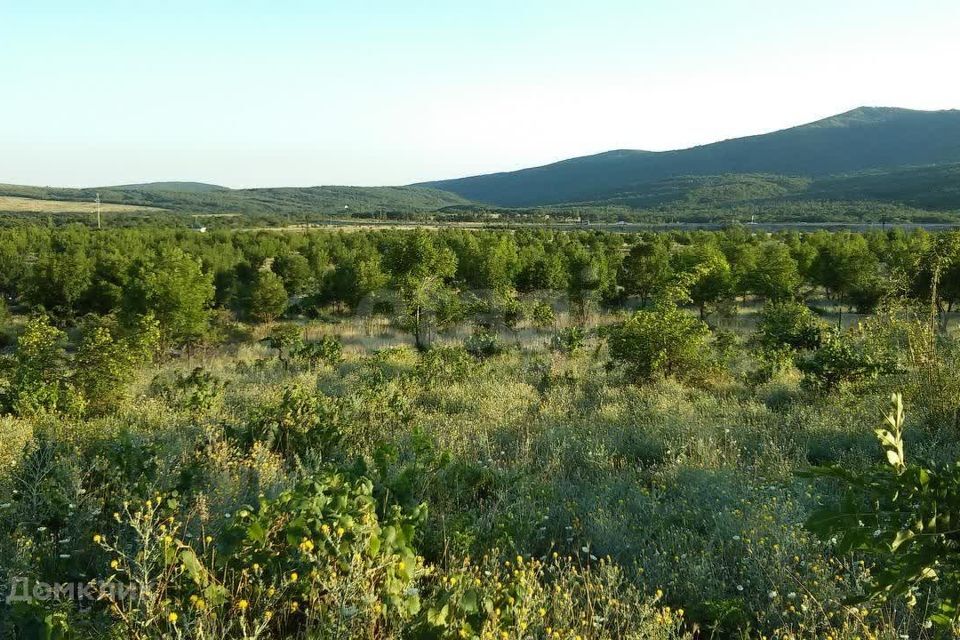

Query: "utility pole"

xmin=95 ymin=192 xmax=102 ymax=229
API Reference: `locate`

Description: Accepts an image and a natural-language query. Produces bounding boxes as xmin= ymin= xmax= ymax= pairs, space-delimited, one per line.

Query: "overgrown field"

xmin=2 ymin=226 xmax=960 ymax=639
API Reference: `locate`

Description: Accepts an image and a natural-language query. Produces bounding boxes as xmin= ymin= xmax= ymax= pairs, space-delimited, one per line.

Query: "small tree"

xmin=264 ymin=323 xmax=303 ymax=368
xmin=1 ymin=316 xmax=69 ymax=416
xmin=618 ymin=240 xmax=672 ymax=307
xmin=744 ymin=242 xmax=801 ymax=301
xmin=395 ymin=275 xmax=461 ymax=351
xmin=248 ymin=270 xmax=288 ymax=323
xmin=756 ymin=300 xmax=825 ymax=352
xmin=73 ymin=323 xmax=148 ymax=414
xmin=607 ymin=271 xmax=711 ymax=382
xmin=123 ymin=247 xmax=214 ymax=351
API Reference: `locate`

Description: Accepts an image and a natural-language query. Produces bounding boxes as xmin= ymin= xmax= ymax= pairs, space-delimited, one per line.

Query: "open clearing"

xmin=0 ymin=195 xmax=165 ymax=214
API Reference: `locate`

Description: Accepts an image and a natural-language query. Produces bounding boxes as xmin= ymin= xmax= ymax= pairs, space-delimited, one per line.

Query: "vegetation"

xmin=4 ymin=224 xmax=960 ymax=638
xmin=418 ymin=107 xmax=960 ymax=208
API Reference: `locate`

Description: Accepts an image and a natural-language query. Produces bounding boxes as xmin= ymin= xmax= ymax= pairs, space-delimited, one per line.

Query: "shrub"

xmin=149 ymin=367 xmax=225 ymax=415
xmin=96 ymin=473 xmax=426 ymax=639
xmin=0 ymin=316 xmax=76 ymax=417
xmin=797 ymin=330 xmax=893 ymax=392
xmin=263 ymin=323 xmax=303 ymax=368
xmin=607 ymin=306 xmax=710 ymax=382
xmin=530 ymin=300 xmax=556 ymax=329
xmin=756 ymin=300 xmax=825 ymax=352
xmin=464 ymin=328 xmax=503 ymax=360
xmin=415 ymin=345 xmax=474 ymax=384
xmin=249 ymin=386 xmax=341 ymax=462
xmin=291 ymin=335 xmax=342 ymax=369
xmin=549 ymin=326 xmax=586 ymax=355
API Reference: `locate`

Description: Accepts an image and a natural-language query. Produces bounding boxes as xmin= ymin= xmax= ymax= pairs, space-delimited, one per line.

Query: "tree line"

xmin=1 ymin=225 xmax=959 ymax=349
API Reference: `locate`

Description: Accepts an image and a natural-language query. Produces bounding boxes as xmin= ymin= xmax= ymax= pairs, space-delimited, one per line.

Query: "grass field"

xmin=0 ymin=195 xmax=165 ymax=214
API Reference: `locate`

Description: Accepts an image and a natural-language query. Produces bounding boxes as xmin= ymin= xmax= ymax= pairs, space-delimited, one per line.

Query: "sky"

xmin=2 ymin=0 xmax=959 ymax=188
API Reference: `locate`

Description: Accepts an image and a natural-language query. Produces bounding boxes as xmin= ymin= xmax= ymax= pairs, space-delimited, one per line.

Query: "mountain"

xmin=0 ymin=183 xmax=471 ymax=216
xmin=417 ymin=107 xmax=960 ymax=207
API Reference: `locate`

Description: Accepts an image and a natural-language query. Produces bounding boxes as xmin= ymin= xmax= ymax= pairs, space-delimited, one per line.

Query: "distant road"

xmin=284 ymin=219 xmax=960 ymax=233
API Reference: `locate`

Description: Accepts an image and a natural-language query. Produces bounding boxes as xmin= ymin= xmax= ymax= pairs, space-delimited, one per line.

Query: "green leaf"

xmin=427 ymin=604 xmax=449 ymax=627
xmin=179 ymin=548 xmax=204 ymax=584
xmin=461 ymin=589 xmax=478 ymax=613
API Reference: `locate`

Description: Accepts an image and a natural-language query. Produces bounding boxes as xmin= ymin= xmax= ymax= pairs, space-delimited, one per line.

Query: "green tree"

xmin=73 ymin=323 xmax=151 ymax=414
xmin=607 ymin=304 xmax=711 ymax=382
xmin=756 ymin=300 xmax=825 ymax=352
xmin=325 ymin=252 xmax=389 ymax=311
xmin=1 ymin=316 xmax=69 ymax=416
xmin=123 ymin=247 xmax=215 ymax=351
xmin=24 ymin=244 xmax=94 ymax=318
xmin=248 ymin=270 xmax=288 ymax=323
xmin=673 ymin=244 xmax=735 ymax=320
xmin=744 ymin=242 xmax=801 ymax=301
xmin=273 ymin=251 xmax=314 ymax=296
xmin=618 ymin=240 xmax=672 ymax=307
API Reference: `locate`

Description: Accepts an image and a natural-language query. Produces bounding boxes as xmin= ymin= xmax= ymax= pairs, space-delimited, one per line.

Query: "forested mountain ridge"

xmin=416 ymin=107 xmax=960 ymax=207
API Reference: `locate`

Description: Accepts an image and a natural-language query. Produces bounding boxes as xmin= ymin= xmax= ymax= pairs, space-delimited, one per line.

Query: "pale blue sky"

xmin=2 ymin=0 xmax=959 ymax=188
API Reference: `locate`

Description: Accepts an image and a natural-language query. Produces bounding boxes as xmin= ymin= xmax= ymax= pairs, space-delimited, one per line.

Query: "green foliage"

xmin=607 ymin=305 xmax=711 ymax=382
xmin=804 ymin=394 xmax=960 ymax=630
xmin=248 ymin=270 xmax=288 ymax=323
xmin=550 ymin=326 xmax=587 ymax=355
xmin=756 ymin=300 xmax=826 ymax=352
xmin=530 ymin=300 xmax=556 ymax=328
xmin=744 ymin=242 xmax=802 ymax=301
xmin=672 ymin=243 xmax=735 ymax=319
xmin=73 ymin=322 xmax=151 ymax=414
xmin=264 ymin=323 xmax=302 ymax=367
xmin=249 ymin=386 xmax=342 ymax=461
xmin=797 ymin=329 xmax=895 ymax=392
xmin=220 ymin=473 xmax=427 ymax=631
xmin=619 ymin=240 xmax=673 ymax=304
xmin=291 ymin=335 xmax=343 ymax=369
xmin=464 ymin=328 xmax=503 ymax=360
xmin=0 ymin=317 xmax=72 ymax=416
xmin=123 ymin=247 xmax=215 ymax=350
xmin=149 ymin=367 xmax=224 ymax=415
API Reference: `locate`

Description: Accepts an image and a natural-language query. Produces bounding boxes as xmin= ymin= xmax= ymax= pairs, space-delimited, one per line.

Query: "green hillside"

xmin=417 ymin=107 xmax=960 ymax=206
xmin=0 ymin=182 xmax=472 ymax=216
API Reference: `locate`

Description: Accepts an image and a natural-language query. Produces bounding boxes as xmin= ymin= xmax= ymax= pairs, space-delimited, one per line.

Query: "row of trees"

xmin=1 ymin=226 xmax=959 ymax=349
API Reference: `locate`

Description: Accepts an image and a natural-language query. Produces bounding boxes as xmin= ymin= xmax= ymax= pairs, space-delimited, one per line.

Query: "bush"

xmin=756 ymin=300 xmax=825 ymax=352
xmin=95 ymin=474 xmax=426 ymax=639
xmin=248 ymin=386 xmax=341 ymax=462
xmin=0 ymin=316 xmax=76 ymax=417
xmin=149 ymin=367 xmax=224 ymax=415
xmin=549 ymin=326 xmax=586 ymax=355
xmin=291 ymin=335 xmax=342 ymax=369
xmin=530 ymin=300 xmax=556 ymax=329
xmin=415 ymin=345 xmax=474 ymax=384
xmin=464 ymin=328 xmax=502 ymax=360
xmin=797 ymin=329 xmax=894 ymax=392
xmin=607 ymin=306 xmax=711 ymax=382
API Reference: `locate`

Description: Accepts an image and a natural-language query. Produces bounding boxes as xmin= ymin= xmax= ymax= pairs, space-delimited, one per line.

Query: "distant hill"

xmin=0 ymin=183 xmax=472 ymax=216
xmin=104 ymin=181 xmax=229 ymax=193
xmin=417 ymin=107 xmax=960 ymax=207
